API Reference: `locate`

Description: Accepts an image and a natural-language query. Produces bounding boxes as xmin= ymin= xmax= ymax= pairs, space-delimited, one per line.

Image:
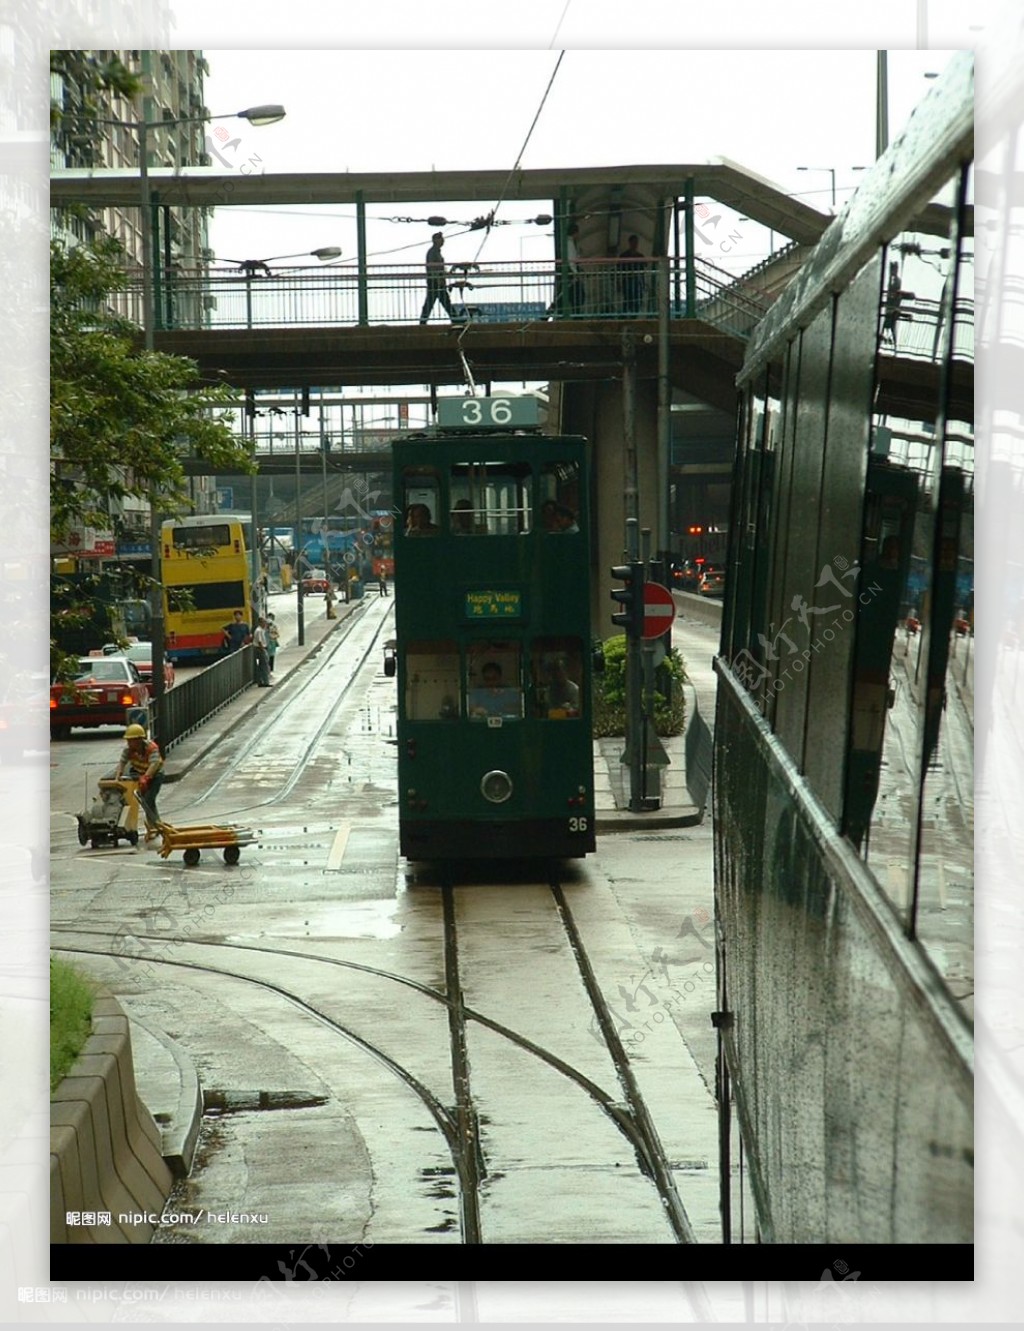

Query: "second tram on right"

xmin=713 ymin=53 xmax=974 ymax=1246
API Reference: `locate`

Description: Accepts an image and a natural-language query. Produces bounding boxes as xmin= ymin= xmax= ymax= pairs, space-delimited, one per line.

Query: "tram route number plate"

xmin=465 ymin=590 xmax=522 ymax=619
xmin=437 ymin=396 xmax=540 ymax=429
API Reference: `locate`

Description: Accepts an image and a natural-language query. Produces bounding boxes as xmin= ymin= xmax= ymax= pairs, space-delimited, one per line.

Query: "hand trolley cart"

xmin=134 ymin=791 xmax=257 ymax=866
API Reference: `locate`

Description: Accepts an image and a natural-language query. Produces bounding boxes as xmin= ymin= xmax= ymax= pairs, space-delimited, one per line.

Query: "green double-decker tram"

xmin=390 ymin=399 xmax=596 ymax=861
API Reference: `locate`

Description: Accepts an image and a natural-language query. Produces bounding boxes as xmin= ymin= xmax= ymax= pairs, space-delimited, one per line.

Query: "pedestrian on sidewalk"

xmin=266 ymin=613 xmax=280 ymax=674
xmin=221 ymin=608 xmax=251 ymax=654
xmin=252 ymin=617 xmax=271 ymax=686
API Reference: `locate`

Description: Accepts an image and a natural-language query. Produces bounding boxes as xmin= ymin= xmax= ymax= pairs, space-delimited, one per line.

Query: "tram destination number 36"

xmin=437 ymin=396 xmax=540 ymax=429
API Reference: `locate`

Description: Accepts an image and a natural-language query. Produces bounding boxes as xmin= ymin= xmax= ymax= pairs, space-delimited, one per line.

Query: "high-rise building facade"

xmin=51 ymin=48 xmax=211 ymax=272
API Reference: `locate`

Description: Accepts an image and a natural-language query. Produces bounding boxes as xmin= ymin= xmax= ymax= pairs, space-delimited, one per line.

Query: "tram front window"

xmin=466 ymin=645 xmax=522 ymax=720
xmin=540 ymin=460 xmax=580 ymax=533
xmin=405 ymin=641 xmax=460 ymax=720
xmin=402 ymin=466 xmax=442 ymax=537
xmin=450 ymin=461 xmax=531 ymax=535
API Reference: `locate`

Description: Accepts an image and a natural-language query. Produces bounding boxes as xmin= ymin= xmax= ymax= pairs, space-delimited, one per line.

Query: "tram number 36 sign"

xmin=437 ymin=396 xmax=540 ymax=429
xmin=642 ymin=581 xmax=676 ymax=639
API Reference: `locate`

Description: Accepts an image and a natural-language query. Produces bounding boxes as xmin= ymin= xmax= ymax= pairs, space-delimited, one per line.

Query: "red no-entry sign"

xmin=642 ymin=581 xmax=676 ymax=639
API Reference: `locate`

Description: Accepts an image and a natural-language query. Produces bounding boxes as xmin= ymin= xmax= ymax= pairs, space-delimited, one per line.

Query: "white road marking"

xmin=326 ymin=821 xmax=352 ymax=871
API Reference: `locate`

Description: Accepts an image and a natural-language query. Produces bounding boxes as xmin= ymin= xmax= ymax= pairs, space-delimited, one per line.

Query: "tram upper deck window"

xmin=466 ymin=643 xmax=523 ymax=721
xmin=402 ymin=467 xmax=441 ymax=536
xmin=450 ymin=462 xmax=531 ymax=535
xmin=540 ymin=461 xmax=581 ymax=533
xmin=405 ymin=641 xmax=460 ymax=720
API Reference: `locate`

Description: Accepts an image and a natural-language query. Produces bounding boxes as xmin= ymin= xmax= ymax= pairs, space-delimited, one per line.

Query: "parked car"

xmin=301 ymin=567 xmax=330 ymax=595
xmin=108 ymin=641 xmax=175 ymax=692
xmin=698 ymin=566 xmax=726 ymax=597
xmin=50 ymin=656 xmax=149 ymax=740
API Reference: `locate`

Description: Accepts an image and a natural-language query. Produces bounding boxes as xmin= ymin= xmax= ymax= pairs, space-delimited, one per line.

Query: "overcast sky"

xmin=194 ymin=47 xmax=958 ymax=276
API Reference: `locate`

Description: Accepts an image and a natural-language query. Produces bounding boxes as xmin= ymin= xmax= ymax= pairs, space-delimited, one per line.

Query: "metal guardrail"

xmin=684 ymin=686 xmax=713 ymax=817
xmin=115 ymin=256 xmax=778 ymax=339
xmin=878 ymin=295 xmax=974 ymax=363
xmin=156 ymin=645 xmax=254 ymax=752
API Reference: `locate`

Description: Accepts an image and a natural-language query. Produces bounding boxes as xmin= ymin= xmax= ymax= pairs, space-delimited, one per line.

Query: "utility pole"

xmin=294 ymin=390 xmax=305 ymax=646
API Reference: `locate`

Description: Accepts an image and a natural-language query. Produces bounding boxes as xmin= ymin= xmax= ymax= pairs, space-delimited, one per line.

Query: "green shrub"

xmin=592 ymin=634 xmax=687 ymax=738
xmin=50 ymin=957 xmax=95 ymax=1091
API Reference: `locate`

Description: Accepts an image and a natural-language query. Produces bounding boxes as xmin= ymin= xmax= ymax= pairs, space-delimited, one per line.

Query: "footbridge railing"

xmin=116 ymin=255 xmax=776 ymax=339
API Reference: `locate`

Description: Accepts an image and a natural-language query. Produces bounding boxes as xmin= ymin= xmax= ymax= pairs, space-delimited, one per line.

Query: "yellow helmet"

xmin=123 ymin=723 xmax=147 ymax=739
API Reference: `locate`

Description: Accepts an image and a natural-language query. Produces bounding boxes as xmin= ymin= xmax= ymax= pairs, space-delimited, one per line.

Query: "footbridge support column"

xmin=558 ymin=377 xmax=662 ymax=642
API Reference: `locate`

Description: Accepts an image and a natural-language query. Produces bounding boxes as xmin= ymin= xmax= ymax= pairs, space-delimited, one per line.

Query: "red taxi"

xmin=50 ymin=656 xmax=149 ymax=740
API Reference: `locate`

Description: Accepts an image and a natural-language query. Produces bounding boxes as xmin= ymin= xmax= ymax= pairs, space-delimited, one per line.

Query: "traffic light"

xmin=610 ymin=561 xmax=644 ymax=639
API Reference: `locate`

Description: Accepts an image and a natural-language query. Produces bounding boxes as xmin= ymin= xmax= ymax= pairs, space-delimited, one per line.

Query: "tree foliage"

xmin=592 ymin=634 xmax=687 ymax=738
xmin=50 ymin=234 xmax=254 ymax=546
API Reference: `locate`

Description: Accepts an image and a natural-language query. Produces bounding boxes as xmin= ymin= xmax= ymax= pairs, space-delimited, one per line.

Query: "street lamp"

xmin=796 ymin=166 xmax=868 ymax=213
xmin=215 ymin=247 xmax=342 ymax=327
xmin=127 ymin=102 xmax=286 ymax=749
xmin=796 ymin=166 xmax=837 ymax=211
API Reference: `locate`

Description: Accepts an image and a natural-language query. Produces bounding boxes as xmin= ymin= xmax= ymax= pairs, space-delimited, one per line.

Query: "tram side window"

xmin=466 ymin=643 xmax=523 ymax=720
xmin=540 ymin=461 xmax=581 ymax=533
xmin=402 ymin=468 xmax=442 ymax=536
xmin=450 ymin=462 xmax=532 ymax=535
xmin=531 ymin=637 xmax=583 ymax=718
xmin=405 ymin=641 xmax=460 ymax=720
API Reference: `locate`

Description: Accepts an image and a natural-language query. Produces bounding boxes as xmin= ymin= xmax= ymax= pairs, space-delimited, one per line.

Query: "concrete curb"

xmin=125 ymin=1015 xmax=203 ymax=1179
xmin=596 ymin=806 xmax=704 ymax=833
xmin=50 ymin=993 xmax=174 ymax=1244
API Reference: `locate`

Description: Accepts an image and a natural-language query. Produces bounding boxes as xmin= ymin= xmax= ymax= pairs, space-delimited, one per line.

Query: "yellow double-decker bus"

xmin=162 ymin=517 xmax=251 ymax=662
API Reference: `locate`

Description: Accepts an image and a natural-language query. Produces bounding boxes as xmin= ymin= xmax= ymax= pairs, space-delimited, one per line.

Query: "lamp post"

xmin=796 ymin=166 xmax=837 ymax=211
xmin=796 ymin=166 xmax=868 ymax=213
xmin=127 ymin=103 xmax=285 ymax=749
xmin=216 ymin=248 xmax=338 ymax=622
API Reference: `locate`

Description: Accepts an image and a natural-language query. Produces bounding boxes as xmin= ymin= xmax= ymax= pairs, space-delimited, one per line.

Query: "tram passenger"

xmin=468 ymin=661 xmax=521 ymax=719
xmin=405 ymin=503 xmax=439 ymax=536
xmin=543 ymin=657 xmax=580 ymax=715
xmin=451 ymin=499 xmax=476 ymax=533
xmin=551 ymin=503 xmax=578 ymax=534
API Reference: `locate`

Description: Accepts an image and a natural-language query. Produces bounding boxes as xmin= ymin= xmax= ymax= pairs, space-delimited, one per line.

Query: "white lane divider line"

xmin=326 ymin=822 xmax=352 ymax=871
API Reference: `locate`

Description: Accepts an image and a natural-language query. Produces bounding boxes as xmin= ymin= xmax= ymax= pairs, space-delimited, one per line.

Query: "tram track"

xmin=189 ymin=598 xmax=395 ymax=813
xmin=52 ymin=879 xmax=706 ymax=1251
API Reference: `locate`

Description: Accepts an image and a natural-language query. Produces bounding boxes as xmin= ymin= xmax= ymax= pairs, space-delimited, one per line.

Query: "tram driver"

xmin=468 ymin=661 xmax=521 ymax=719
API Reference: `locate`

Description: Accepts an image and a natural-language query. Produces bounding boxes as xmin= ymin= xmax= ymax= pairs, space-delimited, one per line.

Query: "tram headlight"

xmin=480 ymin=769 xmax=513 ymax=804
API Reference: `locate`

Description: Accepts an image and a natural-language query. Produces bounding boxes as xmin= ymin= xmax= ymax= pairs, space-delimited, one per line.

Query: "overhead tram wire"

xmin=548 ymin=0 xmax=574 ymax=48
xmin=453 ymin=51 xmax=567 ymax=388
